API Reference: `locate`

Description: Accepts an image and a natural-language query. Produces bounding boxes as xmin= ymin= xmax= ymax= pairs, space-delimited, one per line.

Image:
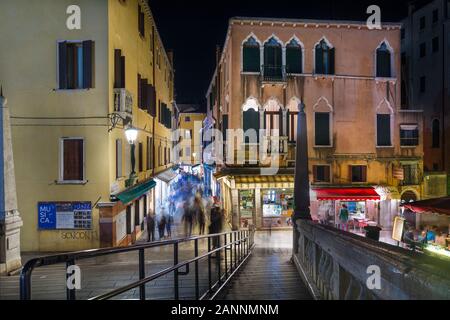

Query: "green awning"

xmin=116 ymin=179 xmax=156 ymax=205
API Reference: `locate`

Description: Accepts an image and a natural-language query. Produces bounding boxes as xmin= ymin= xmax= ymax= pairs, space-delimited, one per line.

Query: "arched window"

xmin=315 ymin=39 xmax=335 ymax=75
xmin=286 ymin=39 xmax=302 ymax=74
xmin=263 ymin=37 xmax=283 ymax=80
xmin=314 ymin=97 xmax=333 ymax=146
xmin=432 ymin=119 xmax=440 ymax=148
xmin=243 ymin=98 xmax=260 ymax=143
xmin=242 ymin=36 xmax=260 ymax=72
xmin=264 ymin=99 xmax=283 ymax=136
xmin=376 ymin=42 xmax=392 ymax=78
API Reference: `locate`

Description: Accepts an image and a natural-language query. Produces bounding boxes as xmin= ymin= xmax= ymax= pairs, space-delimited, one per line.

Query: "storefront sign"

xmin=38 ymin=202 xmax=92 ymax=230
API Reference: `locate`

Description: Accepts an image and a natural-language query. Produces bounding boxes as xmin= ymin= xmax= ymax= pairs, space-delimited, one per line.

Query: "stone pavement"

xmin=219 ymin=231 xmax=313 ymax=300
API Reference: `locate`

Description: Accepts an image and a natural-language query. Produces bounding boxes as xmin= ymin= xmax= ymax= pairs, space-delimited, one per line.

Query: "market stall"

xmin=400 ymin=197 xmax=450 ymax=258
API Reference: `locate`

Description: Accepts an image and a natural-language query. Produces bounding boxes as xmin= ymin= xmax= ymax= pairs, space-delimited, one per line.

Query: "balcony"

xmin=263 ymin=135 xmax=288 ymax=155
xmin=261 ymin=65 xmax=286 ymax=83
xmin=113 ymin=88 xmax=133 ymax=115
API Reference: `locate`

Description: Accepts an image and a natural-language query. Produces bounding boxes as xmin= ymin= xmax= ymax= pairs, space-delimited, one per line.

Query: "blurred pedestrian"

xmin=166 ymin=213 xmax=174 ymax=239
xmin=146 ymin=211 xmax=155 ymax=242
xmin=182 ymin=200 xmax=194 ymax=238
xmin=158 ymin=207 xmax=168 ymax=240
xmin=209 ymin=198 xmax=224 ymax=249
xmin=194 ymin=194 xmax=206 ymax=235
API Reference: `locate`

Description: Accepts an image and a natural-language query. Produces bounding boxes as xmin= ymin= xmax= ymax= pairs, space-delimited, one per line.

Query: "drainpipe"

xmin=152 ymin=25 xmax=156 ymax=178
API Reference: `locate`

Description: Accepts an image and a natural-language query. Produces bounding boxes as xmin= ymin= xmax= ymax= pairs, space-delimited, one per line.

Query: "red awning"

xmin=401 ymin=197 xmax=450 ymax=216
xmin=313 ymin=187 xmax=380 ymax=201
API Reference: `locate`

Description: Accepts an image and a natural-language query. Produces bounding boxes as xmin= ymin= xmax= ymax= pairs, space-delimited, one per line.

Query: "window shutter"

xmin=223 ymin=115 xmax=229 ymax=141
xmin=140 ymin=78 xmax=148 ymax=110
xmin=82 ymin=40 xmax=94 ymax=88
xmin=279 ymin=109 xmax=284 ymax=136
xmin=328 ymin=48 xmax=335 ymax=75
xmin=114 ymin=49 xmax=121 ymax=88
xmin=286 ymin=110 xmax=290 ymax=140
xmin=325 ymin=166 xmax=330 ymax=182
xmin=377 ymin=114 xmax=391 ymax=146
xmin=63 ymin=139 xmax=84 ymax=181
xmin=243 ymin=46 xmax=260 ymax=72
xmin=286 ymin=47 xmax=302 ymax=73
xmin=315 ymin=46 xmax=323 ymax=74
xmin=315 ymin=113 xmax=330 ymax=146
xmin=58 ymin=42 xmax=68 ymax=89
xmin=362 ymin=166 xmax=367 ymax=182
xmin=349 ymin=166 xmax=354 ymax=182
xmin=120 ymin=55 xmax=126 ymax=88
xmin=137 ymin=74 xmax=142 ymax=109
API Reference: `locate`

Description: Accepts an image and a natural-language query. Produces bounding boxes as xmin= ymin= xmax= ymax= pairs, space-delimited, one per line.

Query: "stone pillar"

xmin=0 ymin=89 xmax=23 ymax=275
xmin=231 ymin=189 xmax=239 ymax=230
xmin=254 ymin=188 xmax=262 ymax=229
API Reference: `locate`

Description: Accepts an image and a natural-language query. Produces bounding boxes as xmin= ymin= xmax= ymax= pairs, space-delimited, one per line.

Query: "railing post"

xmin=194 ymin=239 xmax=199 ymax=300
xmin=217 ymin=235 xmax=222 ymax=284
xmin=234 ymin=231 xmax=239 ymax=270
xmin=139 ymin=249 xmax=146 ymax=300
xmin=224 ymin=234 xmax=228 ymax=278
xmin=66 ymin=259 xmax=76 ymax=301
xmin=174 ymin=242 xmax=179 ymax=300
xmin=208 ymin=237 xmax=212 ymax=292
xmin=20 ymin=267 xmax=33 ymax=300
xmin=229 ymin=233 xmax=233 ymax=271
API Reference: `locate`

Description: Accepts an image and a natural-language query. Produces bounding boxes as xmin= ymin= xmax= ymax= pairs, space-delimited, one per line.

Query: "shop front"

xmin=311 ymin=187 xmax=381 ymax=233
xmin=99 ymin=178 xmax=156 ymax=248
xmin=232 ymin=174 xmax=295 ymax=230
xmin=154 ymin=166 xmax=179 ymax=212
xmin=261 ymin=189 xmax=294 ymax=229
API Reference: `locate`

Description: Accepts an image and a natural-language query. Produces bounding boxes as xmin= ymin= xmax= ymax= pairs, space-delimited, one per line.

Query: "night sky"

xmin=150 ymin=0 xmax=414 ymax=109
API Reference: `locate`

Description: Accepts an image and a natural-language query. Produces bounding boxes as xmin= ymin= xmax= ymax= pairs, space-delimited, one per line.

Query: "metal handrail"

xmin=20 ymin=230 xmax=255 ymax=300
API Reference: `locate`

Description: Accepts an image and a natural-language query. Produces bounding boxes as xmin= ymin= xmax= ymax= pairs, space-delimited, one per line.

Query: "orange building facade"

xmin=205 ymin=17 xmax=424 ymax=234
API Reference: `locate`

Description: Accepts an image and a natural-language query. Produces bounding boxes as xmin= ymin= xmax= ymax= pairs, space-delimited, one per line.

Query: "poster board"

xmin=38 ymin=202 xmax=92 ymax=230
xmin=392 ymin=216 xmax=406 ymax=242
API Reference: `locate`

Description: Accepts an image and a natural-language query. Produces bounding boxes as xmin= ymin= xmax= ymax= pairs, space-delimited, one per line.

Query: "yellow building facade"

xmin=177 ymin=112 xmax=206 ymax=166
xmin=0 ymin=0 xmax=175 ymax=252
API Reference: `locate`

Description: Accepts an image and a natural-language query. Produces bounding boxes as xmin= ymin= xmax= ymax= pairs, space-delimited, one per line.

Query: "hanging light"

xmin=125 ymin=126 xmax=138 ymax=145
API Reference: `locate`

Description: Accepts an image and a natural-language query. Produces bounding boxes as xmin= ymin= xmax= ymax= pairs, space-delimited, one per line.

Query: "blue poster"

xmin=38 ymin=203 xmax=57 ymax=230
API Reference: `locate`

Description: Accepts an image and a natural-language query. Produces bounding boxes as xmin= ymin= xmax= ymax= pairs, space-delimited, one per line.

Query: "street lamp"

xmin=125 ymin=126 xmax=138 ymax=184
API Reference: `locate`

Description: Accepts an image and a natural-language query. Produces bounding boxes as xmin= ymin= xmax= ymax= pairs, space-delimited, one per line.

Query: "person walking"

xmin=166 ymin=213 xmax=174 ymax=239
xmin=146 ymin=211 xmax=155 ymax=242
xmin=209 ymin=198 xmax=224 ymax=249
xmin=194 ymin=194 xmax=206 ymax=235
xmin=339 ymin=204 xmax=349 ymax=232
xmin=182 ymin=200 xmax=194 ymax=238
xmin=158 ymin=207 xmax=167 ymax=240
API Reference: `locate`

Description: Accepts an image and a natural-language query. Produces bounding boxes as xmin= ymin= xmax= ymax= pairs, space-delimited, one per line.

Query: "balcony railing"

xmin=263 ymin=135 xmax=288 ymax=155
xmin=113 ymin=88 xmax=133 ymax=115
xmin=261 ymin=65 xmax=286 ymax=83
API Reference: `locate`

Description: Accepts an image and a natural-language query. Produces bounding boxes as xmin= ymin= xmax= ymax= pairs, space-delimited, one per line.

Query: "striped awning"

xmin=233 ymin=175 xmax=294 ymax=189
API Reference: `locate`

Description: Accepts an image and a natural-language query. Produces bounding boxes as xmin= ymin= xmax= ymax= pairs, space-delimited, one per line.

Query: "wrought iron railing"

xmin=20 ymin=230 xmax=255 ymax=300
xmin=261 ymin=65 xmax=286 ymax=82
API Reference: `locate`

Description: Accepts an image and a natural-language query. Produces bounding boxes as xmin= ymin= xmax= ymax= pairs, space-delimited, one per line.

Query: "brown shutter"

xmin=325 ymin=166 xmax=331 ymax=182
xmin=58 ymin=42 xmax=68 ymax=89
xmin=63 ymin=139 xmax=84 ymax=181
xmin=140 ymin=79 xmax=148 ymax=110
xmin=313 ymin=166 xmax=318 ymax=182
xmin=114 ymin=49 xmax=121 ymax=88
xmin=82 ymin=40 xmax=94 ymax=88
xmin=362 ymin=166 xmax=367 ymax=182
xmin=120 ymin=55 xmax=126 ymax=88
xmin=137 ymin=74 xmax=142 ymax=108
xmin=349 ymin=166 xmax=353 ymax=183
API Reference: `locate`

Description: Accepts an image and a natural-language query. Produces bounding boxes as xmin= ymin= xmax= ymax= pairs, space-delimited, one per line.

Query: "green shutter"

xmin=315 ymin=46 xmax=323 ymax=74
xmin=58 ymin=42 xmax=68 ymax=89
xmin=243 ymin=47 xmax=260 ymax=72
xmin=315 ymin=113 xmax=330 ymax=146
xmin=377 ymin=114 xmax=391 ymax=146
xmin=82 ymin=40 xmax=94 ymax=88
xmin=286 ymin=47 xmax=302 ymax=74
xmin=328 ymin=48 xmax=335 ymax=75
